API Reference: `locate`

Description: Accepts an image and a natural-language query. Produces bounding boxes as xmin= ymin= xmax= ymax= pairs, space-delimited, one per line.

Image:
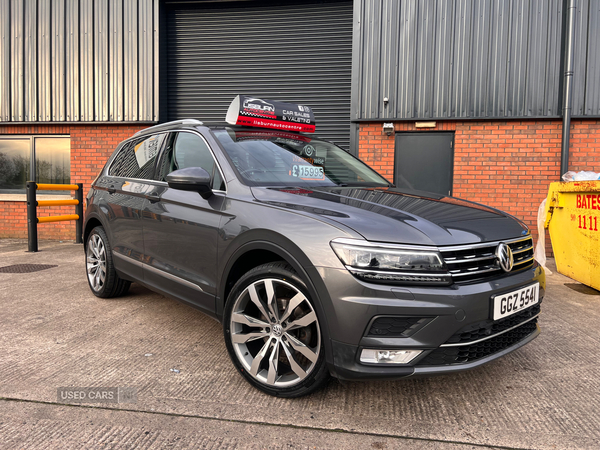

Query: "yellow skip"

xmin=544 ymin=181 xmax=600 ymax=291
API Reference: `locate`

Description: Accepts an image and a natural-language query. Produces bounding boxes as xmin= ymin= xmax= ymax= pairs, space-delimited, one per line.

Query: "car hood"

xmin=250 ymin=186 xmax=529 ymax=246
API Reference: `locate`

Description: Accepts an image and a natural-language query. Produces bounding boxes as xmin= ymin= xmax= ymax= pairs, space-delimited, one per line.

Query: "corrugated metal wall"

xmin=353 ymin=0 xmax=600 ymax=121
xmin=2 ymin=0 xmax=598 ymax=125
xmin=165 ymin=1 xmax=353 ymax=148
xmin=572 ymin=0 xmax=600 ymax=116
xmin=0 ymin=0 xmax=159 ymax=123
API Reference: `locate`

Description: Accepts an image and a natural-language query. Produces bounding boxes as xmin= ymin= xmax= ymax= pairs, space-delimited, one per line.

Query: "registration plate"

xmin=492 ymin=283 xmax=539 ymax=320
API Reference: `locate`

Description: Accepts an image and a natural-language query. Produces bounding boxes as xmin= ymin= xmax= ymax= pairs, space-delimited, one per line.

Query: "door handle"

xmin=108 ymin=186 xmax=116 ymax=194
xmin=147 ymin=194 xmax=160 ymax=203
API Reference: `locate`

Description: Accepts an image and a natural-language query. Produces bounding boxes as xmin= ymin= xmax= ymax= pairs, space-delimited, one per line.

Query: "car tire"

xmin=85 ymin=226 xmax=131 ymax=298
xmin=224 ymin=262 xmax=329 ymax=397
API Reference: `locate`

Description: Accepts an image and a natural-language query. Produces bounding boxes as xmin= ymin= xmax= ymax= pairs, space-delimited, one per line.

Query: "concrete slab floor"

xmin=0 ymin=239 xmax=598 ymax=450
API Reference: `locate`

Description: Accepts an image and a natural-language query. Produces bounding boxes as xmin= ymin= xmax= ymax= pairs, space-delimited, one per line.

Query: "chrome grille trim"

xmin=448 ymin=266 xmax=500 ymax=278
xmin=439 ymin=235 xmax=532 ymax=253
xmin=514 ymin=256 xmax=534 ymax=265
xmin=513 ymin=244 xmax=534 ymax=255
xmin=444 ymin=254 xmax=496 ymax=264
xmin=440 ymin=235 xmax=534 ymax=282
xmin=440 ymin=314 xmax=540 ymax=347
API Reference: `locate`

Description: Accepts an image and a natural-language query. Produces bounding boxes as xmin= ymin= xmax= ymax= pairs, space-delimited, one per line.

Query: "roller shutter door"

xmin=165 ymin=1 xmax=353 ymax=149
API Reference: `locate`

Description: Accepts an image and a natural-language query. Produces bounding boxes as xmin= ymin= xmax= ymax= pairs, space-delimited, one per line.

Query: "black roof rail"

xmin=133 ymin=119 xmax=204 ymax=136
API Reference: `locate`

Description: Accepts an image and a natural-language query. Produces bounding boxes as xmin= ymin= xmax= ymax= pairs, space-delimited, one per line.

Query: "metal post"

xmin=560 ymin=0 xmax=577 ymax=178
xmin=75 ymin=183 xmax=83 ymax=244
xmin=27 ymin=181 xmax=38 ymax=252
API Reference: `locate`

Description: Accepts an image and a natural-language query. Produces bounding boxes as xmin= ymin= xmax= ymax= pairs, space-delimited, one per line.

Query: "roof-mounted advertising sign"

xmin=226 ymin=95 xmax=316 ymax=133
xmin=226 ymin=128 xmax=313 ymax=143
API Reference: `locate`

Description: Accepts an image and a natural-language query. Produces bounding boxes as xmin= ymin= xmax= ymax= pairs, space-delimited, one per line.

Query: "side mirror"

xmin=166 ymin=167 xmax=213 ymax=199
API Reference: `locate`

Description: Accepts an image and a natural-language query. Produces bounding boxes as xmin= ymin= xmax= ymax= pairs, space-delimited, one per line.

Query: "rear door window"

xmin=109 ymin=133 xmax=167 ymax=179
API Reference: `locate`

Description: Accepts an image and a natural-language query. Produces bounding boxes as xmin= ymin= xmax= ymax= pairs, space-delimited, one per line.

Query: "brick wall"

xmin=358 ymin=119 xmax=600 ymax=253
xmin=0 ymin=203 xmax=77 ymax=240
xmin=2 ymin=120 xmax=598 ymax=246
xmin=569 ymin=121 xmax=600 ymax=171
xmin=0 ymin=124 xmax=148 ymax=240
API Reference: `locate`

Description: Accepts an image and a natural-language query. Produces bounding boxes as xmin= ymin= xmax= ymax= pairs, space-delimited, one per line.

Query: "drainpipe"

xmin=561 ymin=0 xmax=577 ymax=178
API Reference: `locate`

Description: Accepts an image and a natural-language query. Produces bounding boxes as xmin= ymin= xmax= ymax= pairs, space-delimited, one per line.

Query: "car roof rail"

xmin=133 ymin=119 xmax=204 ymax=136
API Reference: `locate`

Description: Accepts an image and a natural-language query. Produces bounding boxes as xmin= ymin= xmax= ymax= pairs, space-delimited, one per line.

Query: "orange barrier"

xmin=27 ymin=182 xmax=83 ymax=252
xmin=36 ymin=183 xmax=80 ymax=191
xmin=37 ymin=214 xmax=80 ymax=224
xmin=37 ymin=199 xmax=80 ymax=207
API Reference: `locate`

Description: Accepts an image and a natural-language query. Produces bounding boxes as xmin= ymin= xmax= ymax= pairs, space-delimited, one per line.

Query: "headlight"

xmin=330 ymin=239 xmax=451 ymax=285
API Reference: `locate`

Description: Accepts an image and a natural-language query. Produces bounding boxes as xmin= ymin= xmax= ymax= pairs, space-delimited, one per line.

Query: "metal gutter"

xmin=561 ymin=0 xmax=578 ymax=178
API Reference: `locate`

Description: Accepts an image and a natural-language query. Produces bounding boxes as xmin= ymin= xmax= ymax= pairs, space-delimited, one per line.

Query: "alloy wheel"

xmin=87 ymin=234 xmax=107 ymax=292
xmin=229 ymin=278 xmax=321 ymax=388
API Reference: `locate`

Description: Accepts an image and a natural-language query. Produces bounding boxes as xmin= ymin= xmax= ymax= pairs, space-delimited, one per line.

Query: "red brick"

xmin=0 ymin=123 xmax=148 ymax=240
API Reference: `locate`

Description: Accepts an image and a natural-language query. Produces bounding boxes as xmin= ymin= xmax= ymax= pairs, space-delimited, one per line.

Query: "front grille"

xmin=440 ymin=236 xmax=534 ymax=283
xmin=446 ymin=303 xmax=541 ymax=344
xmin=417 ymin=320 xmax=538 ymax=366
xmin=366 ymin=317 xmax=429 ymax=337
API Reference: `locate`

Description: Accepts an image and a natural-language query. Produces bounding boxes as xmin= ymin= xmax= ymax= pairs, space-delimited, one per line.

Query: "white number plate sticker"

xmin=292 ymin=165 xmax=324 ymax=180
xmin=492 ymin=283 xmax=539 ymax=320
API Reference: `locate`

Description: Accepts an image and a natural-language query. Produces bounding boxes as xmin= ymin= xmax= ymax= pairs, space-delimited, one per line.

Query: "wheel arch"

xmin=218 ymin=237 xmax=317 ymax=316
xmin=217 ymin=234 xmax=335 ymax=367
xmin=221 ymin=247 xmax=289 ymax=305
xmin=83 ymin=214 xmax=106 ymax=247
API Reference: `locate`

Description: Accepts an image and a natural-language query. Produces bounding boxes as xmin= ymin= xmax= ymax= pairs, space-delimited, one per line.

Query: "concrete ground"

xmin=0 ymin=239 xmax=599 ymax=450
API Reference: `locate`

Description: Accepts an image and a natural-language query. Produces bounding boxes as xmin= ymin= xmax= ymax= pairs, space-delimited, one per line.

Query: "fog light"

xmin=360 ymin=349 xmax=422 ymax=364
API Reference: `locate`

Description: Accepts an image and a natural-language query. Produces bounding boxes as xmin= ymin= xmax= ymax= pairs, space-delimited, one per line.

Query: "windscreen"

xmin=213 ymin=129 xmax=390 ymax=188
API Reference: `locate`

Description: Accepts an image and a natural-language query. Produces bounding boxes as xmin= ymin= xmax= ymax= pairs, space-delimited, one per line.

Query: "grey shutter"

xmin=166 ymin=1 xmax=353 ymax=149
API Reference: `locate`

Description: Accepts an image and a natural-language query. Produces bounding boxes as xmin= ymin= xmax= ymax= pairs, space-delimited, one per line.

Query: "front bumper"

xmin=314 ymin=263 xmax=545 ymax=381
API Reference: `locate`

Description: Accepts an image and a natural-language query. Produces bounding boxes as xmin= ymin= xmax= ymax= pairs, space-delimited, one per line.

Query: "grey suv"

xmin=83 ymin=119 xmax=545 ymax=397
